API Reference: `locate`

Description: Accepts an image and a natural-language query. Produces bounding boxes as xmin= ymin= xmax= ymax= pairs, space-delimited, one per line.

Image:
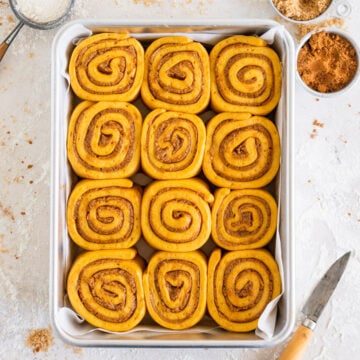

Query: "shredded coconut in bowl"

xmin=14 ymin=0 xmax=72 ymax=24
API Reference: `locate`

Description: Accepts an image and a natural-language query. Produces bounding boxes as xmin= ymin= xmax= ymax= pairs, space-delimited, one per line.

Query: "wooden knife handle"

xmin=278 ymin=324 xmax=313 ymax=360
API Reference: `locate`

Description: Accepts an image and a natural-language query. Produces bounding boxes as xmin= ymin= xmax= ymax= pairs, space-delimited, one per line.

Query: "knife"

xmin=279 ymin=251 xmax=351 ymax=360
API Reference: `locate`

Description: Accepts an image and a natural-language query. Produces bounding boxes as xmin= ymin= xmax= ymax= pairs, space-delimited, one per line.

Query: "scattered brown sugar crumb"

xmin=27 ymin=139 xmax=33 ymax=144
xmin=307 ymin=179 xmax=311 ymax=183
xmin=13 ymin=175 xmax=25 ymax=183
xmin=20 ymin=211 xmax=26 ymax=216
xmin=297 ymin=31 xmax=358 ymax=93
xmin=310 ymin=128 xmax=318 ymax=139
xmin=315 ymin=98 xmax=320 ymax=102
xmin=26 ymin=328 xmax=53 ymax=353
xmin=29 ymin=180 xmax=34 ymax=184
xmin=0 ymin=236 xmax=8 ymax=253
xmin=348 ymin=104 xmax=352 ymax=108
xmin=27 ymin=164 xmax=33 ymax=169
xmin=313 ymin=119 xmax=324 ymax=128
xmin=273 ymin=0 xmax=331 ymax=21
xmin=72 ymin=347 xmax=83 ymax=355
xmin=133 ymin=0 xmax=161 ymax=6
xmin=28 ymin=52 xmax=34 ymax=59
xmin=0 ymin=202 xmax=15 ymax=221
xmin=6 ymin=15 xmax=15 ymax=23
xmin=310 ymin=120 xmax=324 ymax=138
xmin=65 ymin=343 xmax=83 ymax=354
xmin=347 ymin=212 xmax=352 ymax=216
xmin=295 ymin=17 xmax=345 ymax=41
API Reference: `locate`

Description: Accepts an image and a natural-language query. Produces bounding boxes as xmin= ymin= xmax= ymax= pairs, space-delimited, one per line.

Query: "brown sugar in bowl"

xmin=296 ymin=29 xmax=359 ymax=96
xmin=270 ymin=0 xmax=332 ymax=22
xmin=269 ymin=0 xmax=351 ymax=24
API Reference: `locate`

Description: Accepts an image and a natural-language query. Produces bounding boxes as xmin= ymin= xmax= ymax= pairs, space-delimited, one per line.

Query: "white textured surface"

xmin=0 ymin=0 xmax=359 ymax=358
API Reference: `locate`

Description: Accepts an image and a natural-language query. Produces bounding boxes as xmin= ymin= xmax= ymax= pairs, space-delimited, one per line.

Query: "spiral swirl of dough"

xmin=69 ymin=33 xmax=144 ymax=102
xmin=67 ymin=179 xmax=142 ymax=250
xmin=141 ymin=36 xmax=210 ymax=114
xmin=67 ymin=249 xmax=146 ymax=332
xmin=141 ymin=179 xmax=214 ymax=252
xmin=67 ymin=101 xmax=142 ymax=179
xmin=210 ymin=35 xmax=282 ymax=115
xmin=141 ymin=109 xmax=206 ymax=179
xmin=203 ymin=112 xmax=280 ymax=189
xmin=143 ymin=251 xmax=207 ymax=329
xmin=212 ymin=188 xmax=277 ymax=250
xmin=207 ymin=248 xmax=281 ymax=332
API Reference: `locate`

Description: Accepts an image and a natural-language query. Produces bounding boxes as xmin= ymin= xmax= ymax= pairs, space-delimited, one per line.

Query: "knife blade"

xmin=279 ymin=251 xmax=351 ymax=360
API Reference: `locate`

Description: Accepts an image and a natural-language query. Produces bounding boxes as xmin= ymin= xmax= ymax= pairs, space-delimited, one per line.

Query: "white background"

xmin=0 ymin=0 xmax=360 ymax=359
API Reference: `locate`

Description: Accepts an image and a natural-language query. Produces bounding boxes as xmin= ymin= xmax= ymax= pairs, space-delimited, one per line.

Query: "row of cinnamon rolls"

xmin=67 ymin=247 xmax=281 ymax=333
xmin=67 ymin=103 xmax=280 ymax=189
xmin=67 ymin=178 xmax=277 ymax=252
xmin=69 ymin=33 xmax=282 ymax=115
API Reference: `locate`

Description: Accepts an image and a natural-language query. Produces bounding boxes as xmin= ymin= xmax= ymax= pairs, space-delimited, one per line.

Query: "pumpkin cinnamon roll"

xmin=212 ymin=188 xmax=277 ymax=250
xmin=67 ymin=179 xmax=142 ymax=250
xmin=67 ymin=101 xmax=142 ymax=179
xmin=141 ymin=109 xmax=206 ymax=179
xmin=141 ymin=36 xmax=210 ymax=114
xmin=203 ymin=112 xmax=280 ymax=189
xmin=210 ymin=35 xmax=282 ymax=115
xmin=143 ymin=250 xmax=207 ymax=330
xmin=141 ymin=179 xmax=214 ymax=252
xmin=207 ymin=248 xmax=281 ymax=332
xmin=67 ymin=248 xmax=146 ymax=332
xmin=69 ymin=33 xmax=144 ymax=102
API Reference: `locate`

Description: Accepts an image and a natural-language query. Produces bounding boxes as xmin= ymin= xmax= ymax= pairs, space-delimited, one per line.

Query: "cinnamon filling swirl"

xmin=141 ymin=36 xmax=210 ymax=114
xmin=69 ymin=33 xmax=144 ymax=102
xmin=67 ymin=179 xmax=141 ymax=250
xmin=212 ymin=188 xmax=278 ymax=251
xmin=67 ymin=249 xmax=146 ymax=332
xmin=76 ymin=45 xmax=137 ymax=95
xmin=141 ymin=109 xmax=206 ymax=180
xmin=67 ymin=101 xmax=142 ymax=179
xmin=207 ymin=249 xmax=281 ymax=332
xmin=78 ymin=262 xmax=137 ymax=322
xmin=210 ymin=35 xmax=281 ymax=115
xmin=141 ymin=179 xmax=213 ymax=252
xmin=219 ymin=52 xmax=275 ymax=104
xmin=143 ymin=251 xmax=207 ymax=330
xmin=203 ymin=112 xmax=280 ymax=189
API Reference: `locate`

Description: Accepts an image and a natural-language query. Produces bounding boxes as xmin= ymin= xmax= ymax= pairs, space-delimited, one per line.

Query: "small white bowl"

xmin=296 ymin=28 xmax=360 ymax=97
xmin=269 ymin=0 xmax=351 ymax=25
